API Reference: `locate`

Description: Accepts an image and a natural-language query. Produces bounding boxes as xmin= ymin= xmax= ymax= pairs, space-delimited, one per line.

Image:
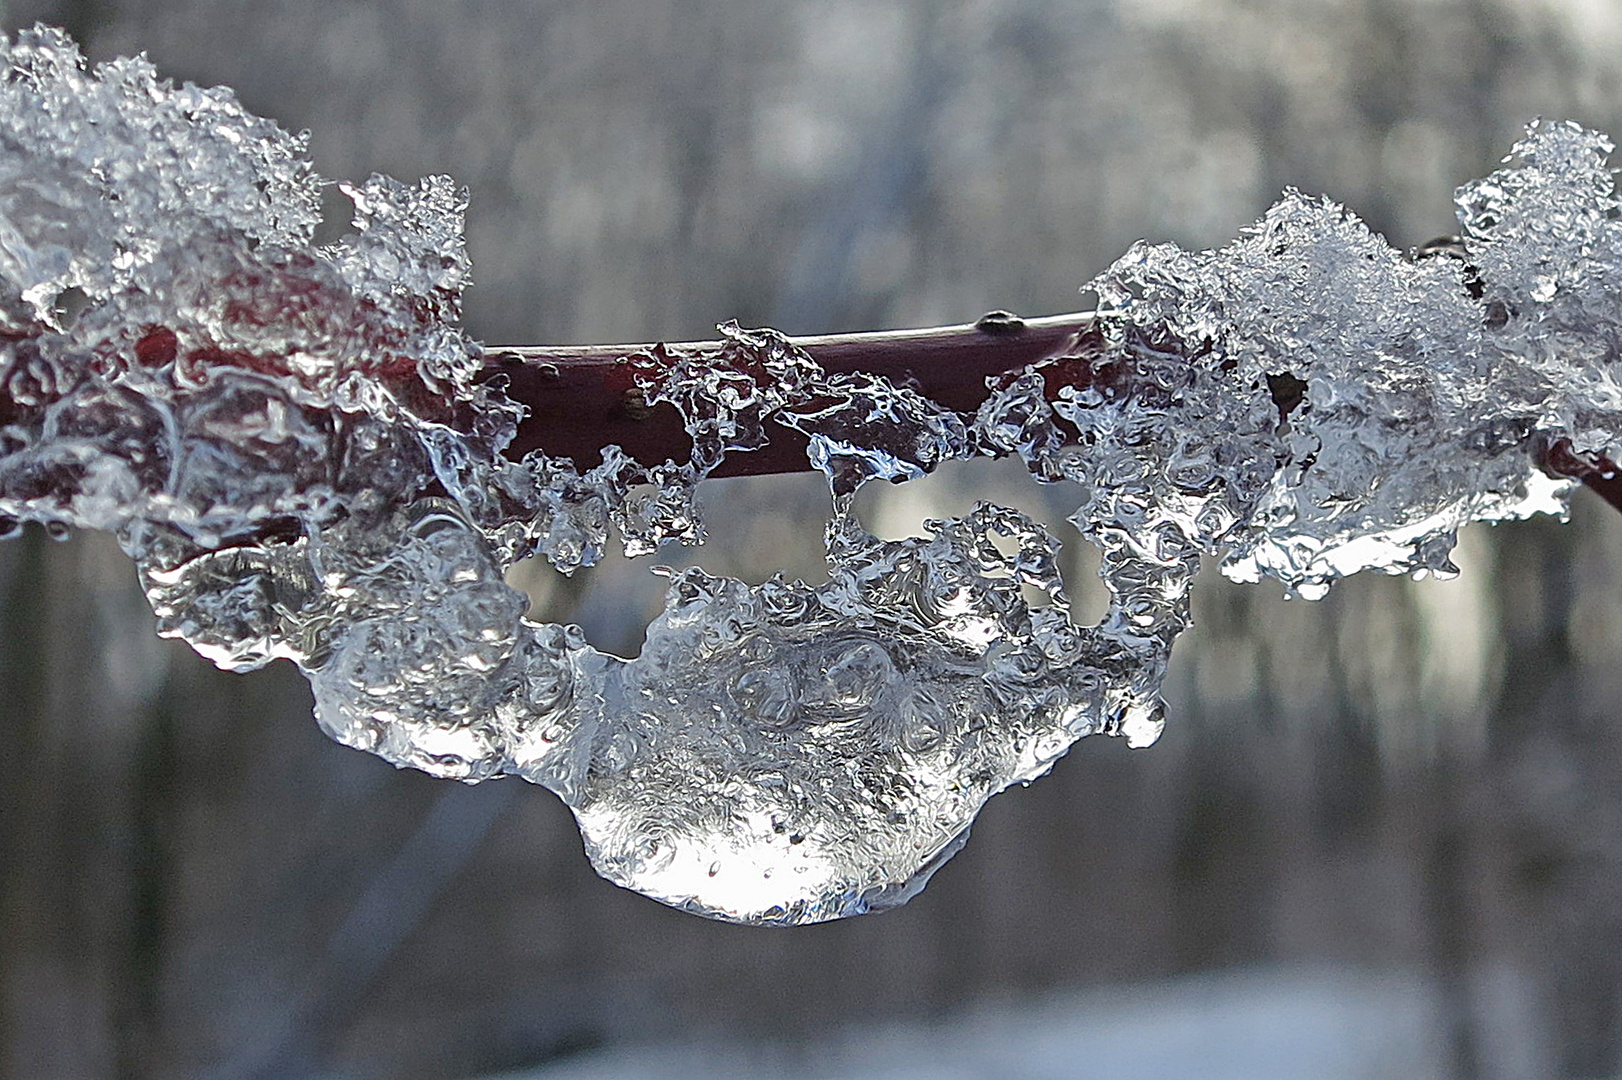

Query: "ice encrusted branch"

xmin=487 ymin=310 xmax=1622 ymax=513
xmin=3 ymin=26 xmax=1620 ymax=923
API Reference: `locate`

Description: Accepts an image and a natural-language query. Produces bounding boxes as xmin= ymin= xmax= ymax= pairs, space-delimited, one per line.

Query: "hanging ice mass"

xmin=2 ymin=25 xmax=1619 ymax=924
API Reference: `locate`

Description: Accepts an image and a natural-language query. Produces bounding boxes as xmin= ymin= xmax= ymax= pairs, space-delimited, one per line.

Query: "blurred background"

xmin=3 ymin=0 xmax=1622 ymax=1077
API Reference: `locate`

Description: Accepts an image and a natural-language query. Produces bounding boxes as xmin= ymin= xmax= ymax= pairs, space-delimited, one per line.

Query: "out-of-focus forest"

xmin=3 ymin=0 xmax=1622 ymax=1077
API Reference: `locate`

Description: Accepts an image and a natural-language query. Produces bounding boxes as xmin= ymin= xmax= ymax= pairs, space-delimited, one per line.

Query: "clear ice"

xmin=1 ymin=27 xmax=1617 ymax=922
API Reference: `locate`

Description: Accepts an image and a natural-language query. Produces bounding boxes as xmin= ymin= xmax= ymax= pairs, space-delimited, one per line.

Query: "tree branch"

xmin=485 ymin=311 xmax=1102 ymax=478
xmin=485 ymin=312 xmax=1622 ymax=516
xmin=1537 ymin=438 xmax=1622 ymax=516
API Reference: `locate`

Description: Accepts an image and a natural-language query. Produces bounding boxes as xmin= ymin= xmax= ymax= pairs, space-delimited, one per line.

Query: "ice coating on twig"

xmin=2 ymin=28 xmax=1619 ymax=922
xmin=1075 ymin=141 xmax=1594 ymax=600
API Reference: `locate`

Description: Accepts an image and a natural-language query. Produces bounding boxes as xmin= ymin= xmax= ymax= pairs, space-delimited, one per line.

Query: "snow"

xmin=485 ymin=966 xmax=1453 ymax=1080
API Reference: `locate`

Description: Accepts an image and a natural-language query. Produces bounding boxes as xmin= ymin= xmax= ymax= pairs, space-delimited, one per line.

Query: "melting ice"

xmin=0 ymin=28 xmax=1616 ymax=922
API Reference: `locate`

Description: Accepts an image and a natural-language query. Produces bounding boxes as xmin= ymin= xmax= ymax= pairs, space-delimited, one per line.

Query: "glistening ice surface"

xmin=1 ymin=28 xmax=1617 ymax=922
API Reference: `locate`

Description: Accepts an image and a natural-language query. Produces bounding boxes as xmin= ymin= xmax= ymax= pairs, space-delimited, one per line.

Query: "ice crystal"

xmin=2 ymin=28 xmax=1619 ymax=922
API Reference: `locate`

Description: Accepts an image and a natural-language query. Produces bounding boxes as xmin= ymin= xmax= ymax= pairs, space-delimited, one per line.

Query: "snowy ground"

xmin=481 ymin=966 xmax=1456 ymax=1080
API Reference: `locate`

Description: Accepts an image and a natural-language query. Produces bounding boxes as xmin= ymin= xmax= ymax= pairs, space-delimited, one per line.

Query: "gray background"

xmin=3 ymin=0 xmax=1622 ymax=1077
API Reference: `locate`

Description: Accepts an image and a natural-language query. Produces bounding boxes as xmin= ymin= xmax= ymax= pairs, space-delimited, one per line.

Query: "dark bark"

xmin=486 ymin=311 xmax=1100 ymax=476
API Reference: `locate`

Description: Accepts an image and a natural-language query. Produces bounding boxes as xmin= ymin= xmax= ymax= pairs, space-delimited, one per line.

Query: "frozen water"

xmin=2 ymin=28 xmax=1619 ymax=922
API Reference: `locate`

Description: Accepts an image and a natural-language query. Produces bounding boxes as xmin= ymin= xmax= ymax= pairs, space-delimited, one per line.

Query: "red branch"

xmin=484 ymin=312 xmax=1102 ymax=478
xmin=4 ymin=311 xmax=1619 ymax=513
xmin=1538 ymin=438 xmax=1622 ymax=516
xmin=484 ymin=312 xmax=1622 ymax=516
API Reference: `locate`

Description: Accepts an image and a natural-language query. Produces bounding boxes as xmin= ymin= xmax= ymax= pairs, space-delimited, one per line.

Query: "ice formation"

xmin=1 ymin=27 xmax=1617 ymax=923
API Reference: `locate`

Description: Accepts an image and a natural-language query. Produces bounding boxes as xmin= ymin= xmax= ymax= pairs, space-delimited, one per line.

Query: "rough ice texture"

xmin=2 ymin=28 xmax=1617 ymax=922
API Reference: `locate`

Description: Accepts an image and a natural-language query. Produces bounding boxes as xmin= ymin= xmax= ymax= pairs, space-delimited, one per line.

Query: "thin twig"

xmin=485 ymin=313 xmax=1622 ymax=516
xmin=484 ymin=311 xmax=1102 ymax=477
xmin=1537 ymin=438 xmax=1622 ymax=515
